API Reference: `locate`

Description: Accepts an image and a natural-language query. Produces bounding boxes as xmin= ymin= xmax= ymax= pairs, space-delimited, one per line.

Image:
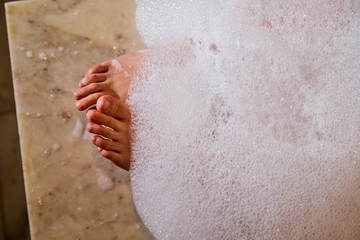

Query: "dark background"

xmin=1 ymin=0 xmax=30 ymax=239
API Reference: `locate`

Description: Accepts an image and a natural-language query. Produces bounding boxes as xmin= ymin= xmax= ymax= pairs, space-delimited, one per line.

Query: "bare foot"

xmin=74 ymin=51 xmax=144 ymax=111
xmin=86 ymin=95 xmax=132 ymax=171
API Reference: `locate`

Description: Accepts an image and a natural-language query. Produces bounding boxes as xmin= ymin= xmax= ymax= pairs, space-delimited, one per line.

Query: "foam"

xmin=111 ymin=59 xmax=123 ymax=71
xmin=129 ymin=1 xmax=360 ymax=239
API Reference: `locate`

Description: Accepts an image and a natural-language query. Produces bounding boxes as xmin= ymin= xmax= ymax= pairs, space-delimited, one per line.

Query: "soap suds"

xmin=130 ymin=1 xmax=360 ymax=239
xmin=111 ymin=59 xmax=123 ymax=71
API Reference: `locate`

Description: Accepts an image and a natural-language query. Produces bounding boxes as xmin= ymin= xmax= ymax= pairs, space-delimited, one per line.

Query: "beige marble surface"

xmin=6 ymin=0 xmax=152 ymax=239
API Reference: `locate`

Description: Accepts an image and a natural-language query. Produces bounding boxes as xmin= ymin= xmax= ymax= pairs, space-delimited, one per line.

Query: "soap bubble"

xmin=129 ymin=1 xmax=360 ymax=239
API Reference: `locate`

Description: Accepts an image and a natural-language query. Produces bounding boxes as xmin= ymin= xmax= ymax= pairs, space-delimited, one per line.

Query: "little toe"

xmin=99 ymin=149 xmax=130 ymax=171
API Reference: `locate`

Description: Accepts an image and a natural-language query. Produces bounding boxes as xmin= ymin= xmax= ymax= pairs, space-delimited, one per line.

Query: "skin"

xmin=74 ymin=51 xmax=144 ymax=170
xmin=87 ymin=95 xmax=131 ymax=170
xmin=74 ymin=51 xmax=144 ymax=110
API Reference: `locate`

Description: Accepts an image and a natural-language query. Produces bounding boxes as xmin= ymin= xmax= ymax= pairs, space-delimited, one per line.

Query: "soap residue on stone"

xmin=97 ymin=175 xmax=114 ymax=191
xmin=72 ymin=117 xmax=84 ymax=138
xmin=52 ymin=143 xmax=61 ymax=151
xmin=129 ymin=1 xmax=360 ymax=240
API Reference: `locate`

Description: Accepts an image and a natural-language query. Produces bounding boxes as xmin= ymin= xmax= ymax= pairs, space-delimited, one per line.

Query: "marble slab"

xmin=6 ymin=0 xmax=152 ymax=239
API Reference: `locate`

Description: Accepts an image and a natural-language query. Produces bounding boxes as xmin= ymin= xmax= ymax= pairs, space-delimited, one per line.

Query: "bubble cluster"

xmin=129 ymin=1 xmax=360 ymax=239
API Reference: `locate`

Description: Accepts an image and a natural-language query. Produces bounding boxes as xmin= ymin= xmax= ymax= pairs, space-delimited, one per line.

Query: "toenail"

xmin=102 ymin=99 xmax=110 ymax=111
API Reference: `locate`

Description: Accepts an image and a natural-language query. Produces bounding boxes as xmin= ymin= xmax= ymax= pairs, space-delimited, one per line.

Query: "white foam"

xmin=111 ymin=59 xmax=123 ymax=71
xmin=130 ymin=1 xmax=360 ymax=239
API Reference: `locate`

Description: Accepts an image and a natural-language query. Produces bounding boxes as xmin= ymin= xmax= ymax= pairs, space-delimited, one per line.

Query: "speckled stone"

xmin=6 ymin=0 xmax=152 ymax=239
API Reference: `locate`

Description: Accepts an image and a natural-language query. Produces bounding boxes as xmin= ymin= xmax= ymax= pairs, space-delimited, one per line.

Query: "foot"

xmin=74 ymin=51 xmax=144 ymax=111
xmin=86 ymin=95 xmax=132 ymax=171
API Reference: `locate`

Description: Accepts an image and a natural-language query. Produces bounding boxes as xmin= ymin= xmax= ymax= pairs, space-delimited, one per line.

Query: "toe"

xmin=86 ymin=63 xmax=109 ymax=75
xmin=86 ymin=109 xmax=128 ymax=132
xmin=91 ymin=135 xmax=121 ymax=151
xmin=74 ymin=83 xmax=103 ymax=100
xmin=80 ymin=73 xmax=107 ymax=87
xmin=75 ymin=92 xmax=103 ymax=111
xmin=87 ymin=122 xmax=117 ymax=140
xmin=97 ymin=95 xmax=131 ymax=121
xmin=99 ymin=149 xmax=130 ymax=171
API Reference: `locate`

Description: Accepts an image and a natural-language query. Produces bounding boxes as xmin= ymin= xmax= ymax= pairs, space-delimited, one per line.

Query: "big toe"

xmin=96 ymin=95 xmax=130 ymax=120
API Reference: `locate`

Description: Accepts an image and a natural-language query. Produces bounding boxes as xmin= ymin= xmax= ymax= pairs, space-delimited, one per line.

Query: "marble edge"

xmin=5 ymin=3 xmax=37 ymax=238
xmin=5 ymin=1 xmax=26 ymax=161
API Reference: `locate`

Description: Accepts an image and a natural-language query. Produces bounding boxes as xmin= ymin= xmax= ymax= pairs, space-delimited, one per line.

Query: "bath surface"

xmin=6 ymin=0 xmax=152 ymax=239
